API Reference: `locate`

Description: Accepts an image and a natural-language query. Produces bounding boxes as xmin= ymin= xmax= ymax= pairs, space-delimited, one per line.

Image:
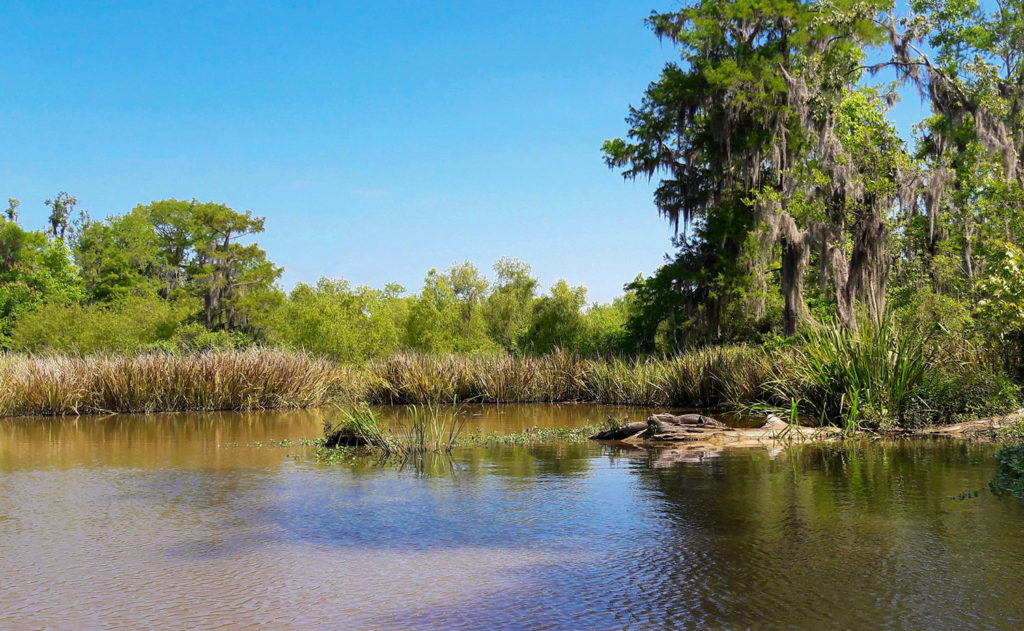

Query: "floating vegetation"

xmin=459 ymin=424 xmax=603 ymax=446
xmin=218 ymin=437 xmax=324 ymax=449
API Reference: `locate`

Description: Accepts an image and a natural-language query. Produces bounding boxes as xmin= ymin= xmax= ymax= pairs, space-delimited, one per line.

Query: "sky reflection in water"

xmin=1 ymin=407 xmax=1023 ymax=629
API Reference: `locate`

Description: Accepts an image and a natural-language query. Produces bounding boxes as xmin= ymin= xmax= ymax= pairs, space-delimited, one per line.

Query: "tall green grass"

xmin=774 ymin=319 xmax=931 ymax=431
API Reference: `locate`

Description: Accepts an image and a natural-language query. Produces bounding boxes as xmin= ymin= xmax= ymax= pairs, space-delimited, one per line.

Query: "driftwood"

xmin=912 ymin=409 xmax=1024 ymax=439
xmin=590 ymin=412 xmax=840 ymax=448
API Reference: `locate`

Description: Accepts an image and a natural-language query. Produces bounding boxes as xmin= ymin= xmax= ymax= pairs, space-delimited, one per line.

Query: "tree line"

xmin=0 ymin=197 xmax=630 ymax=359
xmin=604 ymin=0 xmax=1024 ymax=374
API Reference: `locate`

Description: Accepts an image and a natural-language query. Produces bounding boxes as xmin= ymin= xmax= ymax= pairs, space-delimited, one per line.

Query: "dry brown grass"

xmin=0 ymin=349 xmax=345 ymax=416
xmin=0 ymin=346 xmax=788 ymax=417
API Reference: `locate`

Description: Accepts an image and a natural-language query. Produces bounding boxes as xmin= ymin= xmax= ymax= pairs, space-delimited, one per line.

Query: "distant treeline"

xmin=0 ymin=196 xmax=630 ymax=359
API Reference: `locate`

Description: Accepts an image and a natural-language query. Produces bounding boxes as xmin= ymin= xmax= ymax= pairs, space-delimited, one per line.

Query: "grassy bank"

xmin=0 ymin=350 xmax=343 ymax=416
xmin=1 ymin=324 xmax=1018 ymax=428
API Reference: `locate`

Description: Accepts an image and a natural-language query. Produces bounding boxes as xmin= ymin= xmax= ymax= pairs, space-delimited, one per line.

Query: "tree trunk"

xmin=846 ymin=210 xmax=889 ymax=329
xmin=781 ymin=237 xmax=810 ymax=336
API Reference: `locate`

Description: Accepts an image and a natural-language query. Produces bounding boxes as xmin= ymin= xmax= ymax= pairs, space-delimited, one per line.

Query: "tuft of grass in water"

xmin=324 ymin=403 xmax=467 ymax=459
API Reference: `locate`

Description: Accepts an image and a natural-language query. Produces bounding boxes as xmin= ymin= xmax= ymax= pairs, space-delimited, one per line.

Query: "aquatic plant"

xmin=324 ymin=404 xmax=467 ymax=459
xmin=459 ymin=424 xmax=603 ymax=446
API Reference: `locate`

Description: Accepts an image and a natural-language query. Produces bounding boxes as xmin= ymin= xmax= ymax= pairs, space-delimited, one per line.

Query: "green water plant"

xmin=324 ymin=403 xmax=467 ymax=459
xmin=459 ymin=424 xmax=602 ymax=446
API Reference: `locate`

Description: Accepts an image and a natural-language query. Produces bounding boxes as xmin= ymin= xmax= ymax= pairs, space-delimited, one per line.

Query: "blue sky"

xmin=2 ymin=1 xmax=928 ymax=303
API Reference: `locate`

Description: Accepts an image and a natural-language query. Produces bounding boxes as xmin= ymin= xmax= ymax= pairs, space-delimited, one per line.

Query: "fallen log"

xmin=589 ymin=408 xmax=1024 ymax=456
xmin=590 ymin=412 xmax=842 ymax=448
xmin=590 ymin=421 xmax=648 ymax=441
xmin=912 ymin=408 xmax=1024 ymax=438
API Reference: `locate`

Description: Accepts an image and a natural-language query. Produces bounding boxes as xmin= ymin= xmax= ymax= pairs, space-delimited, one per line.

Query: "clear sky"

xmin=2 ymin=1 xmax=927 ymax=303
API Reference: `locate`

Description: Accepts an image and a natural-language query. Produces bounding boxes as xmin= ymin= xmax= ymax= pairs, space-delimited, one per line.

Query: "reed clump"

xmin=363 ymin=349 xmax=593 ymax=404
xmin=324 ymin=404 xmax=466 ymax=458
xmin=0 ymin=349 xmax=342 ymax=416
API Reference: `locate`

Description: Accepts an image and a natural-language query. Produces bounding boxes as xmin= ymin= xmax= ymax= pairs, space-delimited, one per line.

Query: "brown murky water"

xmin=1 ymin=405 xmax=1023 ymax=629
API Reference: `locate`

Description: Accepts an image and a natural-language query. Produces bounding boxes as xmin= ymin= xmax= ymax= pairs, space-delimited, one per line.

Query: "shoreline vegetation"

xmin=1 ymin=321 xmax=1017 ymax=432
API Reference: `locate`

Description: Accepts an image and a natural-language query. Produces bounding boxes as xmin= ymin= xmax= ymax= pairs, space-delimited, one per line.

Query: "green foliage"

xmin=406 ymin=263 xmax=497 ymax=354
xmin=74 ymin=210 xmax=163 ymax=302
xmin=522 ymin=280 xmax=588 ymax=353
xmin=0 ymin=220 xmax=83 ymax=344
xmin=995 ymin=418 xmax=1024 ymax=443
xmin=781 ymin=319 xmax=932 ymax=431
xmin=578 ymin=297 xmax=630 ymax=355
xmin=269 ymin=279 xmax=408 ymax=362
xmin=913 ymin=363 xmax=1019 ymax=425
xmin=990 ymin=444 xmax=1024 ymax=498
xmin=8 ymin=296 xmax=193 ymax=354
xmin=977 ymin=241 xmax=1024 ymax=338
xmin=482 ymin=257 xmax=537 ymax=351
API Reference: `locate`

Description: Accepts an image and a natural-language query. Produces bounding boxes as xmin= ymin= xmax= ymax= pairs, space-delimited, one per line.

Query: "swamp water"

xmin=1 ymin=404 xmax=1023 ymax=629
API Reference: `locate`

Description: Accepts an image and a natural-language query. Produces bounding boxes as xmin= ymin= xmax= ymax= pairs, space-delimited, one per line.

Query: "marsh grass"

xmin=0 ymin=349 xmax=341 ymax=416
xmin=364 ymin=350 xmax=591 ymax=404
xmin=0 ymin=339 xmax=1014 ymax=429
xmin=360 ymin=346 xmax=777 ymax=409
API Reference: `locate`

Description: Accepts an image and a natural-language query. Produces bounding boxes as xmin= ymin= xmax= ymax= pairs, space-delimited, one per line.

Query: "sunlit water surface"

xmin=1 ymin=405 xmax=1023 ymax=629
